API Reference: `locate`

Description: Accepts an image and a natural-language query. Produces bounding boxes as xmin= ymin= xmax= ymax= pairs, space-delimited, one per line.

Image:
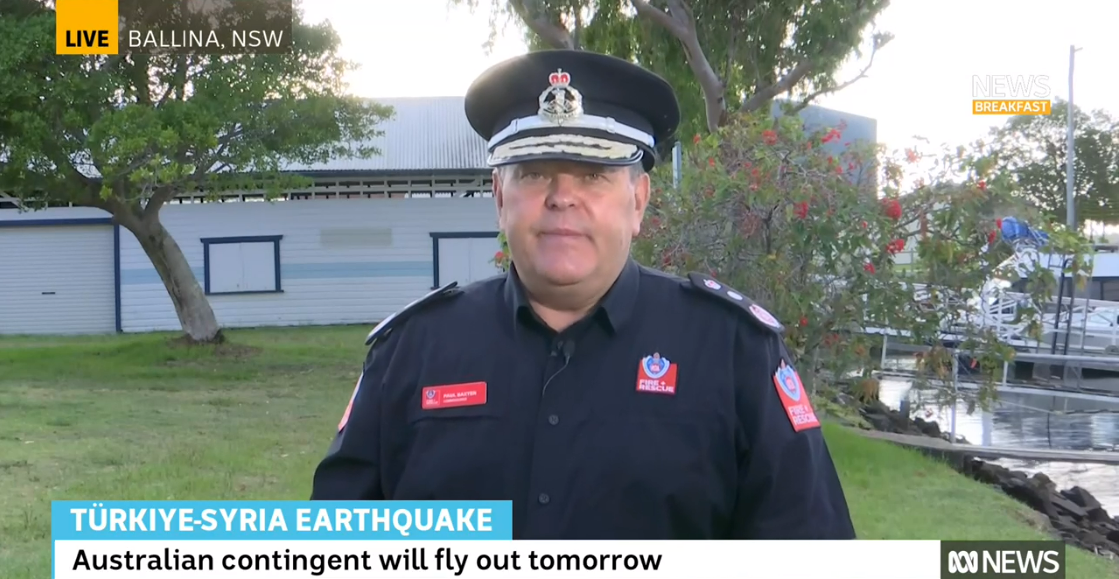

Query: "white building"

xmin=1 ymin=97 xmax=879 ymax=336
xmin=0 ymin=97 xmax=504 ymax=335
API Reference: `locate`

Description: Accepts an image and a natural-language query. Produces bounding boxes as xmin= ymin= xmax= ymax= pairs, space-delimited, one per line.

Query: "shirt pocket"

xmin=395 ymin=399 xmax=509 ymax=499
xmin=576 ymin=406 xmax=736 ymax=532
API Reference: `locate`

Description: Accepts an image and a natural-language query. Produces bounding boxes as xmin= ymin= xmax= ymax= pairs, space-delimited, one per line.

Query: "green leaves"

xmin=0 ymin=1 xmax=393 ymax=213
xmin=990 ymin=98 xmax=1119 ymax=225
xmin=632 ymin=108 xmax=1095 ymax=412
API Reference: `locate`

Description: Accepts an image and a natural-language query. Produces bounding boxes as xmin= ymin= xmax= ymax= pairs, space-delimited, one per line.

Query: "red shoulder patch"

xmin=337 ymin=373 xmax=362 ymax=432
xmin=772 ymin=361 xmax=820 ymax=432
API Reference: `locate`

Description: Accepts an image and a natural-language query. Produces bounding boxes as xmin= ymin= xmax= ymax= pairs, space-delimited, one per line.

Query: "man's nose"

xmin=545 ymin=174 xmax=580 ymax=209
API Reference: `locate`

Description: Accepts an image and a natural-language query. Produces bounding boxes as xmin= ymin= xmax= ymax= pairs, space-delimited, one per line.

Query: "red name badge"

xmin=422 ymin=382 xmax=488 ymax=410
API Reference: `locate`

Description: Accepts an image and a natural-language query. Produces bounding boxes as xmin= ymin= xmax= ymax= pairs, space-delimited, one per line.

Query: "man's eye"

xmin=584 ymin=173 xmax=604 ymax=181
xmin=522 ymin=172 xmax=545 ymax=180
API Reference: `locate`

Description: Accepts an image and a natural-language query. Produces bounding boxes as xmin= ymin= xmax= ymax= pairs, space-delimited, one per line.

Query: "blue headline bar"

xmin=51 ymin=500 xmax=512 ymax=541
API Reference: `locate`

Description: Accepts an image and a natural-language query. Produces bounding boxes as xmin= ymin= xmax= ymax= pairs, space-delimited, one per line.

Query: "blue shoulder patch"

xmin=365 ymin=282 xmax=463 ymax=347
xmin=685 ymin=272 xmax=785 ymax=334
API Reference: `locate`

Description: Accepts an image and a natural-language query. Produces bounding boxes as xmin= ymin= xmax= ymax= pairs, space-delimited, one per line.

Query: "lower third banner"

xmin=52 ymin=500 xmax=1066 ymax=578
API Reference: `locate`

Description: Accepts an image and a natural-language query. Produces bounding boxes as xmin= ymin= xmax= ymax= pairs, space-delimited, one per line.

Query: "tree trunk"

xmin=123 ymin=213 xmax=224 ymax=344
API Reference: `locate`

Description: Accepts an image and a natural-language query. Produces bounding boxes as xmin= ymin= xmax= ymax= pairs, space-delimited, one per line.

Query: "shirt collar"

xmin=503 ymin=257 xmax=640 ymax=335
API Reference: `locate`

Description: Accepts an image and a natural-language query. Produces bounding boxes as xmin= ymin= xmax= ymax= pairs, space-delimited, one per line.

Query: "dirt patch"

xmin=165 ymin=336 xmax=262 ymax=359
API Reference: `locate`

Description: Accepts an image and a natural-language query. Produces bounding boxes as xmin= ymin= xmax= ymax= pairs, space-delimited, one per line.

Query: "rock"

xmin=914 ymin=417 xmax=942 ymax=438
xmin=1051 ymin=493 xmax=1089 ymax=519
xmin=1063 ymin=486 xmax=1103 ymax=511
xmin=972 ymin=461 xmax=1008 ymax=486
xmin=1003 ymin=477 xmax=1051 ymax=512
xmin=1052 ymin=515 xmax=1080 ymax=535
xmin=1077 ymin=529 xmax=1112 ymax=550
xmin=1089 ymin=508 xmax=1114 ymax=524
xmin=854 ymin=399 xmax=1119 ymax=562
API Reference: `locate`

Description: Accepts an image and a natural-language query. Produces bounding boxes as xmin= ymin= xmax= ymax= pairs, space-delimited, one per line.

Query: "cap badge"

xmin=538 ymin=68 xmax=583 ymax=125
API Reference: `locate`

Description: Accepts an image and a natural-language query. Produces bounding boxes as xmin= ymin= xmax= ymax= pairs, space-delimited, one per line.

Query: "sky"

xmin=298 ymin=0 xmax=1118 ymax=155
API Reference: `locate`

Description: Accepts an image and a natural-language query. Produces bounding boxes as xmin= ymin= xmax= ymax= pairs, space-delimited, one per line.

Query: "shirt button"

xmin=548 ymin=414 xmax=560 ymax=425
xmin=538 ymin=493 xmax=550 ymax=505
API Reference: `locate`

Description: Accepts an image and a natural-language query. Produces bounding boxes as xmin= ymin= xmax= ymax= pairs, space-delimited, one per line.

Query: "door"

xmin=0 ymin=224 xmax=116 ymax=334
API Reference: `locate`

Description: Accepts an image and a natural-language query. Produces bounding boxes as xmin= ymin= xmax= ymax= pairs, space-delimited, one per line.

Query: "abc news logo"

xmin=941 ymin=541 xmax=1064 ymax=579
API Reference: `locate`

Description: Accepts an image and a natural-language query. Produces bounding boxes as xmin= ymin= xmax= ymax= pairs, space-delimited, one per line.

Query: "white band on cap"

xmin=488 ymin=134 xmax=640 ymax=165
xmin=488 ymin=113 xmax=654 ymax=151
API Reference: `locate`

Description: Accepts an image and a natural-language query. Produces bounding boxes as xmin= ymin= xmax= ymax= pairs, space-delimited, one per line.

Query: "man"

xmin=310 ymin=49 xmax=856 ymax=540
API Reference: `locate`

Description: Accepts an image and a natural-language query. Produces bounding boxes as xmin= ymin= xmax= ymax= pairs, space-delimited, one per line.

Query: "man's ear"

xmin=632 ymin=170 xmax=651 ymax=237
xmin=493 ymin=168 xmax=505 ymax=229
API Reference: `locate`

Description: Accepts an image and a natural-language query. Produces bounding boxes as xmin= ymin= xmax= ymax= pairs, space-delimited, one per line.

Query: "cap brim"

xmin=487 ymin=133 xmax=645 ymax=168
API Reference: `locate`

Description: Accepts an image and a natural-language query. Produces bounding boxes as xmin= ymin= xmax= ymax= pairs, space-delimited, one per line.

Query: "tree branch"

xmin=739 ymin=59 xmax=814 ymax=114
xmin=786 ymin=32 xmax=891 ymax=114
xmin=511 ymin=0 xmax=575 ymax=49
xmin=630 ymin=0 xmax=725 ymax=132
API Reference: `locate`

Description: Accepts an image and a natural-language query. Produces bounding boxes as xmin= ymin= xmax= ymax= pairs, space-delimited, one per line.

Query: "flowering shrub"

xmin=630 ymin=111 xmax=1093 ymax=410
xmin=493 ymin=232 xmax=511 ymax=271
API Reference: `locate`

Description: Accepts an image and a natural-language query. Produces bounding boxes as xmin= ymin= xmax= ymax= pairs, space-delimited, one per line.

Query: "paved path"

xmin=851 ymin=428 xmax=1119 ymax=465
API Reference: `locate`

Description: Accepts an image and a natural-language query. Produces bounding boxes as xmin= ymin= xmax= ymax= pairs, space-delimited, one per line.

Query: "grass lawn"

xmin=1 ymin=326 xmax=1116 ymax=577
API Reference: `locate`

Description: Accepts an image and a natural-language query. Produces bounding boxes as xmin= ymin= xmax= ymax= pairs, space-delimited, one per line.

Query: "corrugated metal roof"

xmin=280 ymin=96 xmax=490 ymax=174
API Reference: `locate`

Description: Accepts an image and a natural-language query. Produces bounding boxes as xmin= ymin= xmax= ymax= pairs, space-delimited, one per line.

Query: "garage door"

xmin=0 ymin=224 xmax=116 ymax=335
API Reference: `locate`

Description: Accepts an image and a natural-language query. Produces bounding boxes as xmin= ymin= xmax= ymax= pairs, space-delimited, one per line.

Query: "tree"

xmin=990 ymin=98 xmax=1119 ymax=227
xmin=454 ymin=0 xmax=893 ymax=137
xmin=637 ymin=115 xmax=1093 ymax=410
xmin=0 ymin=0 xmax=392 ymax=343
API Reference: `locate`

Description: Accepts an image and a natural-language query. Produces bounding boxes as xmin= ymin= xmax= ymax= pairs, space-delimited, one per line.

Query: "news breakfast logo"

xmin=972 ymin=74 xmax=1052 ymax=116
xmin=55 ymin=0 xmax=293 ymax=56
xmin=940 ymin=540 xmax=1065 ymax=579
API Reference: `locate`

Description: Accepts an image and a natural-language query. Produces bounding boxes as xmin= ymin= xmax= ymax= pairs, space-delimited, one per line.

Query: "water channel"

xmin=875 ymin=356 xmax=1119 ymax=514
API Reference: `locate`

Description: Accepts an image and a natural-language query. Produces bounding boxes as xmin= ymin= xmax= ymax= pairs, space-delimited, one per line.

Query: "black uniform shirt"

xmin=310 ymin=258 xmax=856 ymax=540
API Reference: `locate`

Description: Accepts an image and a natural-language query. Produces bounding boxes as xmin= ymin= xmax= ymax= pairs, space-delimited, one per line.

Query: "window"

xmin=430 ymin=231 xmax=502 ymax=288
xmin=201 ymin=235 xmax=283 ymax=295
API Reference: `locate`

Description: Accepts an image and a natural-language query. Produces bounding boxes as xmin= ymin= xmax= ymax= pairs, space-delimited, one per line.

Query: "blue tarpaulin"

xmin=1000 ymin=216 xmax=1049 ymax=246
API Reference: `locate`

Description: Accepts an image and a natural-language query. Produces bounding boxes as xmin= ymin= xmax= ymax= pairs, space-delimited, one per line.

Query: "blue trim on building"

xmin=0 ymin=217 xmax=113 ymax=227
xmin=120 ymin=261 xmax=434 ymax=285
xmin=113 ymin=224 xmax=122 ymax=333
xmin=429 ymin=231 xmax=500 ymax=288
xmin=200 ymin=235 xmax=284 ymax=296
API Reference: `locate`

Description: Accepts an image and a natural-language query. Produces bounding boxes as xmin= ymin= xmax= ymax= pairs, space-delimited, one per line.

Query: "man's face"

xmin=494 ymin=159 xmax=650 ymax=289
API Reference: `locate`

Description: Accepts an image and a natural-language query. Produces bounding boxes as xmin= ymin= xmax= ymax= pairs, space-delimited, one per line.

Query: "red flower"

xmin=905 ymin=149 xmax=919 ymax=163
xmin=882 ymin=198 xmax=902 ymax=221
xmin=847 ymin=162 xmax=856 ymax=171
xmin=995 ymin=218 xmax=1003 ymax=229
xmin=835 ymin=165 xmax=844 ymax=175
xmin=794 ymin=201 xmax=809 ymax=219
xmin=987 ymin=230 xmax=997 ymax=244
xmin=494 ymin=251 xmax=505 ymax=262
xmin=762 ymin=130 xmax=778 ymax=145
xmin=864 ymin=263 xmax=876 ymax=274
xmin=978 ymin=180 xmax=987 ymax=191
xmin=708 ymin=157 xmax=716 ymax=168
xmin=821 ymin=128 xmax=842 ymax=143
xmin=799 ymin=317 xmax=809 ymax=327
xmin=693 ymin=133 xmax=701 ymax=144
xmin=861 ymin=220 xmax=868 ymax=229
xmin=886 ymin=238 xmax=906 ymax=254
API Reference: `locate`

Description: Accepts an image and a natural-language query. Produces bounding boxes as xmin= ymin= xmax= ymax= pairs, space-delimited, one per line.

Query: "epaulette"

xmin=365 ymin=282 xmax=463 ymax=347
xmin=685 ymin=272 xmax=785 ymax=334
